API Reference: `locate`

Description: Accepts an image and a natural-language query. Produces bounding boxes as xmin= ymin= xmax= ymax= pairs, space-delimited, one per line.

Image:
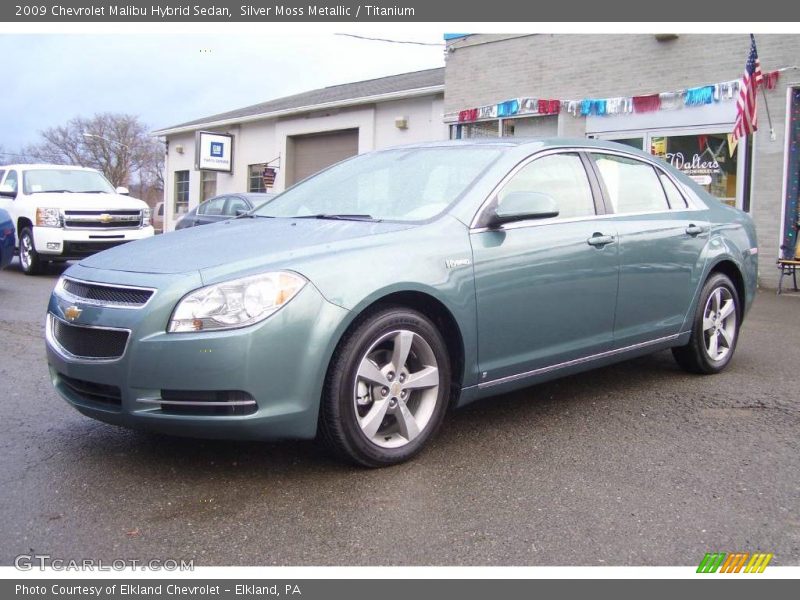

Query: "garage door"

xmin=288 ymin=128 xmax=359 ymax=185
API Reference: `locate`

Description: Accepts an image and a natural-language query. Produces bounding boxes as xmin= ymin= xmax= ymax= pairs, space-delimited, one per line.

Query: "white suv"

xmin=0 ymin=164 xmax=154 ymax=275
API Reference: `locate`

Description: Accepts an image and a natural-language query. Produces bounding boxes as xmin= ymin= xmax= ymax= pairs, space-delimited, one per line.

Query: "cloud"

xmin=0 ymin=33 xmax=444 ymax=152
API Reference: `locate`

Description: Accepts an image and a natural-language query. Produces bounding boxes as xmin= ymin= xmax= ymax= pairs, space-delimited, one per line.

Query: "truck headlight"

xmin=36 ymin=207 xmax=62 ymax=228
xmin=168 ymin=272 xmax=307 ymax=333
xmin=142 ymin=207 xmax=151 ymax=227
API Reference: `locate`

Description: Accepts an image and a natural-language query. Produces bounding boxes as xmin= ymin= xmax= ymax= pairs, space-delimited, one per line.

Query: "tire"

xmin=672 ymin=273 xmax=741 ymax=374
xmin=319 ymin=306 xmax=451 ymax=467
xmin=19 ymin=227 xmax=44 ymax=275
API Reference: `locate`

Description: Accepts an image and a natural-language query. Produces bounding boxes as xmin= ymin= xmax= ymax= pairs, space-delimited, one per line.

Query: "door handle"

xmin=587 ymin=233 xmax=615 ymax=247
xmin=685 ymin=224 xmax=706 ymax=236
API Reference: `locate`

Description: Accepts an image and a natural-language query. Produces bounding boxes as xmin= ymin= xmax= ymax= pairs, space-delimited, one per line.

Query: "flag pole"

xmin=760 ymin=85 xmax=775 ymax=139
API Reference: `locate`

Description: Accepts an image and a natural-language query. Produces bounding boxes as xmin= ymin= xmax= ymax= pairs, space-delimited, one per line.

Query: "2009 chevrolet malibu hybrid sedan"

xmin=46 ymin=139 xmax=758 ymax=467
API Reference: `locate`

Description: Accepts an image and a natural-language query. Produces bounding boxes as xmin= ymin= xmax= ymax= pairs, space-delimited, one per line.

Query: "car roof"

xmin=201 ymin=192 xmax=275 ymax=203
xmin=371 ymin=137 xmax=662 ymax=164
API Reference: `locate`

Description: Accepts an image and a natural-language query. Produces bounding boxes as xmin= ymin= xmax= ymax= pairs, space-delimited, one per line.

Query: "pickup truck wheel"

xmin=319 ymin=307 xmax=451 ymax=467
xmin=19 ymin=227 xmax=44 ymax=275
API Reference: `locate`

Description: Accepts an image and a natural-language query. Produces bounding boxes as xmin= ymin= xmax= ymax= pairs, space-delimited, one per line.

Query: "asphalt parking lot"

xmin=0 ymin=259 xmax=798 ymax=566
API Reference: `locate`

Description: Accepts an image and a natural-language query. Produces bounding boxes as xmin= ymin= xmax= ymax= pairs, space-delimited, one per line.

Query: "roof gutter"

xmin=151 ymin=84 xmax=444 ymax=137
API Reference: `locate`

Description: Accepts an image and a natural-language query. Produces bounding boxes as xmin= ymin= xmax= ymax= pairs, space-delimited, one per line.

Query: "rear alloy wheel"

xmin=319 ymin=307 xmax=451 ymax=467
xmin=672 ymin=273 xmax=740 ymax=374
xmin=19 ymin=227 xmax=44 ymax=275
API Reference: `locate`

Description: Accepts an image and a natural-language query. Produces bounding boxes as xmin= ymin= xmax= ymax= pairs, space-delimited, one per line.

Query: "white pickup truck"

xmin=0 ymin=164 xmax=154 ymax=274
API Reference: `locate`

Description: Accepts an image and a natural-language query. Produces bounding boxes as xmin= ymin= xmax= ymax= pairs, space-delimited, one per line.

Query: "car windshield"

xmin=23 ymin=169 xmax=116 ymax=194
xmin=253 ymin=147 xmax=502 ymax=222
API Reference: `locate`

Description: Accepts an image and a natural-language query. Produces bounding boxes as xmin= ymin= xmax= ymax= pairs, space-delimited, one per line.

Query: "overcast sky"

xmin=0 ymin=33 xmax=444 ymax=157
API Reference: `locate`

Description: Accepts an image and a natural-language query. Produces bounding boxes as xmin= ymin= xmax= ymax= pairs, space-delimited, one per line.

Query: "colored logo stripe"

xmin=697 ymin=553 xmax=726 ymax=573
xmin=744 ymin=553 xmax=773 ymax=573
xmin=697 ymin=552 xmax=773 ymax=573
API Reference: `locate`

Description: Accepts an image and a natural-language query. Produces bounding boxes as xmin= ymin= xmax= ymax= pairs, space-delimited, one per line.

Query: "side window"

xmin=197 ymin=196 xmax=226 ymax=216
xmin=658 ymin=171 xmax=688 ymax=209
xmin=4 ymin=170 xmax=18 ymax=194
xmin=225 ymin=197 xmax=249 ymax=216
xmin=0 ymin=170 xmax=6 ymax=183
xmin=593 ymin=154 xmax=669 ymax=214
xmin=498 ymin=153 xmax=595 ymax=219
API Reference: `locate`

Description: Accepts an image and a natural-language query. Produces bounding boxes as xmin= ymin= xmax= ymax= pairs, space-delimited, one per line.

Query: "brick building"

xmin=443 ymin=34 xmax=800 ymax=286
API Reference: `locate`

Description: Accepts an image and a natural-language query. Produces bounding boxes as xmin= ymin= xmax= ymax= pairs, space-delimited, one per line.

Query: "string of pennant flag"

xmin=455 ymin=70 xmax=782 ymax=123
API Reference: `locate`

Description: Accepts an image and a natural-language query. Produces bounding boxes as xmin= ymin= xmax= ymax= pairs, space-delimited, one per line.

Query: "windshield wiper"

xmin=236 ymin=213 xmax=272 ymax=219
xmin=292 ymin=213 xmax=379 ymax=222
xmin=82 ymin=190 xmax=109 ymax=193
xmin=30 ymin=189 xmax=72 ymax=193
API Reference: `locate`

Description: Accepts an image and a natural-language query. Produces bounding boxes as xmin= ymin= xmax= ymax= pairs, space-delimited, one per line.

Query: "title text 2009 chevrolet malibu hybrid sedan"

xmin=46 ymin=139 xmax=758 ymax=467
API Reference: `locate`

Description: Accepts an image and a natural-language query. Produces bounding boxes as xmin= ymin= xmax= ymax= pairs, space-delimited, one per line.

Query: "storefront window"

xmin=649 ymin=133 xmax=738 ymax=207
xmin=608 ymin=137 xmax=644 ymax=150
xmin=451 ymin=121 xmax=500 ymax=139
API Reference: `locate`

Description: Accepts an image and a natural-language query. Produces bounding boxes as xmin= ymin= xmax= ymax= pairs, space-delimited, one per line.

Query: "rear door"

xmin=588 ymin=152 xmax=709 ymax=347
xmin=471 ymin=151 xmax=620 ymax=384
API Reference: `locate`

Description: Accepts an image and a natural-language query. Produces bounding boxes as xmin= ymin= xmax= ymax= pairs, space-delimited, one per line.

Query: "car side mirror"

xmin=0 ymin=184 xmax=16 ymax=198
xmin=115 ymin=186 xmax=130 ymax=195
xmin=235 ymin=208 xmax=250 ymax=217
xmin=490 ymin=191 xmax=559 ymax=227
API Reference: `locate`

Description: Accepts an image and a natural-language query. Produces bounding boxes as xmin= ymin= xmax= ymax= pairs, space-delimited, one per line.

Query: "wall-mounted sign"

xmin=196 ymin=131 xmax=233 ymax=173
xmin=262 ymin=167 xmax=277 ymax=188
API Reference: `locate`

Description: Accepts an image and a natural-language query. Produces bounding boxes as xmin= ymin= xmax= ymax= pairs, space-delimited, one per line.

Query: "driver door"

xmin=470 ymin=151 xmax=620 ymax=384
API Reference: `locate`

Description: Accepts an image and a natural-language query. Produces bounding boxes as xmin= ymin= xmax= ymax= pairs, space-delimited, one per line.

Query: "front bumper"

xmin=46 ymin=267 xmax=350 ymax=440
xmin=34 ymin=225 xmax=154 ymax=258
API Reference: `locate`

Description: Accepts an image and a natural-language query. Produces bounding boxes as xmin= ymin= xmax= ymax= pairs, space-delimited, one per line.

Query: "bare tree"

xmin=24 ymin=113 xmax=163 ymax=193
xmin=0 ymin=145 xmax=33 ymax=165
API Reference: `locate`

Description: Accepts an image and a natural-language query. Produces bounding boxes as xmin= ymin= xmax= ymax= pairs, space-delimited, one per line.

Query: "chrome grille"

xmin=61 ymin=278 xmax=154 ymax=307
xmin=48 ymin=314 xmax=129 ymax=360
xmin=64 ymin=210 xmax=142 ymax=229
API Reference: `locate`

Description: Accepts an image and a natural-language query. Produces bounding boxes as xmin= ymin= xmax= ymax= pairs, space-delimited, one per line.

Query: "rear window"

xmin=593 ymin=154 xmax=670 ymax=214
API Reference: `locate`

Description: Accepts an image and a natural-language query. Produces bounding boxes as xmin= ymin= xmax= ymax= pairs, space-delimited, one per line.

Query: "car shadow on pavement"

xmin=54 ymin=350 xmax=686 ymax=477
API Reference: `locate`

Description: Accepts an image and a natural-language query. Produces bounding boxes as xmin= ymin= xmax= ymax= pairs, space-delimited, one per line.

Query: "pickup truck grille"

xmin=61 ymin=278 xmax=154 ymax=307
xmin=63 ymin=210 xmax=142 ymax=229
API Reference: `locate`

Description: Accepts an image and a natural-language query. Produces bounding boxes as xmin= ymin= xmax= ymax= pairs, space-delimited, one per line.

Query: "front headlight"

xmin=168 ymin=272 xmax=307 ymax=333
xmin=142 ymin=207 xmax=151 ymax=227
xmin=36 ymin=207 xmax=62 ymax=228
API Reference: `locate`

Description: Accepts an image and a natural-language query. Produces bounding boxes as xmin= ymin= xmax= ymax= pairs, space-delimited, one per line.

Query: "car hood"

xmin=79 ymin=217 xmax=414 ymax=276
xmin=31 ymin=192 xmax=147 ymax=210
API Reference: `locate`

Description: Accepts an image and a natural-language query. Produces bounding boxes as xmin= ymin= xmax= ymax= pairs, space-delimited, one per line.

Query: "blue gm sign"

xmin=210 ymin=142 xmax=224 ymax=158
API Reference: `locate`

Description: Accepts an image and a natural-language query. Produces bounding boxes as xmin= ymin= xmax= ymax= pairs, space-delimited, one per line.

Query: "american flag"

xmin=732 ymin=34 xmax=764 ymax=140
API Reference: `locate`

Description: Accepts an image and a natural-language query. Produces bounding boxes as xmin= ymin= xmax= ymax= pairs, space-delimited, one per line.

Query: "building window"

xmin=248 ymin=164 xmax=267 ymax=193
xmin=201 ymin=171 xmax=217 ymax=202
xmin=174 ymin=170 xmax=189 ymax=215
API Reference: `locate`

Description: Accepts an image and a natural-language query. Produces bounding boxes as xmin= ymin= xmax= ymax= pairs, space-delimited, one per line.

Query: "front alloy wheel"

xmin=320 ymin=307 xmax=451 ymax=467
xmin=672 ymin=273 xmax=740 ymax=374
xmin=19 ymin=227 xmax=43 ymax=275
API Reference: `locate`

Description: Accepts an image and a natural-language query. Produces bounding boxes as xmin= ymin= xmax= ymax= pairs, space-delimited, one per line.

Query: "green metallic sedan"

xmin=46 ymin=139 xmax=758 ymax=467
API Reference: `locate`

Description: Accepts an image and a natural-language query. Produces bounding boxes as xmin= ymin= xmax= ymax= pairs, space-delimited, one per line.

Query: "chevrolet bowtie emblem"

xmin=99 ymin=213 xmax=113 ymax=223
xmin=64 ymin=306 xmax=82 ymax=322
